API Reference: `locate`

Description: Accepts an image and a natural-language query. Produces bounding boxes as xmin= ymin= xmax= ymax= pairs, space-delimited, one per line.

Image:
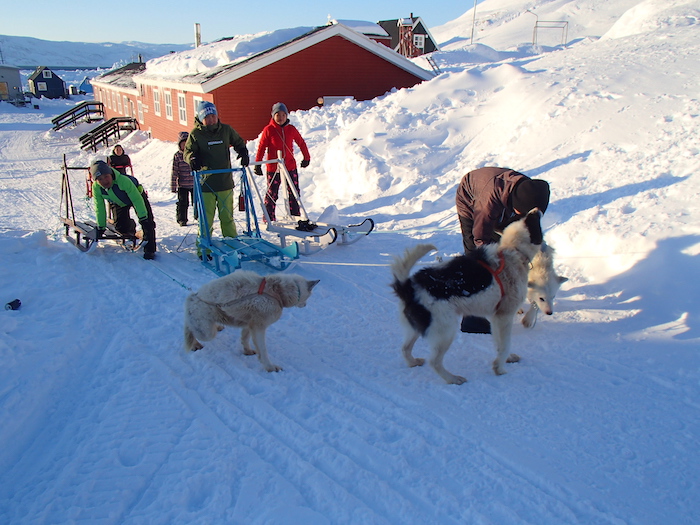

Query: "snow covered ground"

xmin=1 ymin=0 xmax=699 ymax=523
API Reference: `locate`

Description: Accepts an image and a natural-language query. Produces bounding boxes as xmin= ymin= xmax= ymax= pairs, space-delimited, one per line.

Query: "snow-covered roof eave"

xmin=199 ymin=23 xmax=434 ymax=92
xmin=89 ymin=77 xmax=141 ymax=95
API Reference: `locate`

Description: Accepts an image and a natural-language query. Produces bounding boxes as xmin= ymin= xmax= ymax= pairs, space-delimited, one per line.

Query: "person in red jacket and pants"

xmin=254 ymin=102 xmax=310 ymax=221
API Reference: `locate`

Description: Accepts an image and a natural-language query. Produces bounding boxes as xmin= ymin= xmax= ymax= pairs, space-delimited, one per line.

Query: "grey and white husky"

xmin=520 ymin=242 xmax=568 ymax=328
xmin=391 ymin=210 xmax=544 ymax=384
xmin=184 ymin=270 xmax=319 ymax=372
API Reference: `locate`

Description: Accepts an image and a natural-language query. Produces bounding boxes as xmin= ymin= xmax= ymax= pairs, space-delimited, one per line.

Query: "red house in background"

xmin=92 ymin=22 xmax=434 ymax=142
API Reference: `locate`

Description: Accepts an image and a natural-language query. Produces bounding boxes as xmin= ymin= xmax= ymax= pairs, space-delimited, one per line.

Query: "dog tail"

xmin=391 ymin=243 xmax=436 ymax=283
xmin=391 ymin=244 xmax=435 ymax=336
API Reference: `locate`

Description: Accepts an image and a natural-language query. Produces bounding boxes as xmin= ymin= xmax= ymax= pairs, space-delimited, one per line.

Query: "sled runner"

xmin=59 ymin=154 xmax=143 ymax=253
xmin=193 ymin=167 xmax=299 ymax=276
xmin=249 ymin=158 xmax=374 ymax=254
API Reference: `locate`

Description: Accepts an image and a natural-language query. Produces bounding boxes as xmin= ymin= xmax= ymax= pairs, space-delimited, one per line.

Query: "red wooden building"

xmin=91 ymin=23 xmax=433 ymax=142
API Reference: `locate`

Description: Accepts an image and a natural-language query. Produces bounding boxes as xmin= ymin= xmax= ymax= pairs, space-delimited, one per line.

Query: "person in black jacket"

xmin=108 ymin=144 xmax=131 ymax=175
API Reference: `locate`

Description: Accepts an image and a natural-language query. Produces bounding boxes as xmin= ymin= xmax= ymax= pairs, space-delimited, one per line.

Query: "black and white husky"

xmin=391 ymin=210 xmax=544 ymax=384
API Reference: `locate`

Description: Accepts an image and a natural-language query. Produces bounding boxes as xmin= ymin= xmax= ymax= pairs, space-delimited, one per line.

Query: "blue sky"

xmin=1 ymin=1 xmax=476 ymax=44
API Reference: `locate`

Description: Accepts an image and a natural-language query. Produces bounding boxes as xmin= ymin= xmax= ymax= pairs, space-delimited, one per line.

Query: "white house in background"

xmin=0 ymin=65 xmax=23 ymax=102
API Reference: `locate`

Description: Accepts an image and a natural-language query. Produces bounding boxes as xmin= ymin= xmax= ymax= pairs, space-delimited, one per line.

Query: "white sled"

xmin=247 ymin=157 xmax=374 ymax=255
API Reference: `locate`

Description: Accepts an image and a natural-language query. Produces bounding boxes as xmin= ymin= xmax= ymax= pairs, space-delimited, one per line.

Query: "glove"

xmin=300 ymin=159 xmax=310 ymax=169
xmin=189 ymin=156 xmax=201 ymax=171
xmin=240 ymin=153 xmax=250 ymax=167
xmin=95 ymin=228 xmax=105 ymax=239
xmin=254 ymin=165 xmax=263 ymax=176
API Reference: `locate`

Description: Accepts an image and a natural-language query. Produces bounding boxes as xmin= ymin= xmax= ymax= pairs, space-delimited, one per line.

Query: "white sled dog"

xmin=520 ymin=242 xmax=568 ymax=328
xmin=391 ymin=209 xmax=544 ymax=384
xmin=184 ymin=271 xmax=319 ymax=372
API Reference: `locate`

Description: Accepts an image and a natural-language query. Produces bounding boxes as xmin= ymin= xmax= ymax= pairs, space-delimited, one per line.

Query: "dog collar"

xmin=258 ymin=278 xmax=267 ymax=295
xmin=478 ymin=252 xmax=506 ymax=307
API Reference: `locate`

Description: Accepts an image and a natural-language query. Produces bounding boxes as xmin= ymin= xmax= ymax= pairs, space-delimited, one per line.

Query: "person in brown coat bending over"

xmin=455 ymin=167 xmax=550 ymax=333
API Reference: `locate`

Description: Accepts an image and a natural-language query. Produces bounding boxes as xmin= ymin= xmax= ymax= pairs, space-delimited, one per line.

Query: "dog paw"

xmin=506 ymin=353 xmax=520 ymax=363
xmin=243 ymin=348 xmax=256 ymax=356
xmin=265 ymin=364 xmax=283 ymax=372
xmin=216 ymin=325 xmax=224 ymax=332
xmin=446 ymin=375 xmax=467 ymax=385
xmin=517 ymin=307 xmax=524 ymax=315
xmin=408 ymin=357 xmax=425 ymax=368
xmin=190 ymin=341 xmax=203 ymax=351
xmin=492 ymin=361 xmax=508 ymax=375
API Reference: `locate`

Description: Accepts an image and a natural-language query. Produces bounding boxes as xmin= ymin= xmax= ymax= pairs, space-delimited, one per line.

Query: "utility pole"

xmin=470 ymin=0 xmax=478 ymax=45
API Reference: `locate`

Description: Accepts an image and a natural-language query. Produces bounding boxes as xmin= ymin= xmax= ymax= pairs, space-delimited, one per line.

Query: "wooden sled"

xmin=60 ymin=154 xmax=143 ymax=253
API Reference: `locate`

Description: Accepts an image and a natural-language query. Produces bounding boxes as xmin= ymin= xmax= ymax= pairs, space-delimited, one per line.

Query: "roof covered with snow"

xmin=331 ymin=20 xmax=389 ymax=37
xmin=128 ymin=23 xmax=432 ymax=91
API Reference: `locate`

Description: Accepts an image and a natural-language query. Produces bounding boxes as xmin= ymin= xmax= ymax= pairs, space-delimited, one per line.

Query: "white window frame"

xmin=42 ymin=70 xmax=52 ymax=79
xmin=192 ymin=96 xmax=202 ymax=120
xmin=137 ymin=100 xmax=144 ymax=124
xmin=153 ymin=89 xmax=161 ymax=116
xmin=413 ymin=34 xmax=425 ymax=49
xmin=123 ymin=95 xmax=129 ymax=116
xmin=178 ymin=93 xmax=187 ymax=124
xmin=164 ymin=90 xmax=173 ymax=120
xmin=37 ymin=82 xmax=47 ymax=91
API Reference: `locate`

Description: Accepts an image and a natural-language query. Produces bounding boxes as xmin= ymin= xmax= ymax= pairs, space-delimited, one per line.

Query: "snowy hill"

xmin=1 ymin=0 xmax=699 ymax=523
xmin=0 ymin=34 xmax=192 ymax=68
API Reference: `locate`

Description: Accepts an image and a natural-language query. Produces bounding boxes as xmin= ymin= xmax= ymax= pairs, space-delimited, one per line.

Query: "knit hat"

xmin=271 ymin=102 xmax=288 ymax=116
xmin=90 ymin=160 xmax=112 ymax=178
xmin=512 ymin=178 xmax=550 ymax=214
xmin=178 ymin=131 xmax=189 ymax=143
xmin=196 ymin=100 xmax=217 ymax=122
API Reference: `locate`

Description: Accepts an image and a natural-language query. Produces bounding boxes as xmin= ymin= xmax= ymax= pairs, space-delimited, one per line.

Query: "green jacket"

xmin=93 ymin=168 xmax=148 ymax=228
xmin=184 ymin=119 xmax=248 ymax=192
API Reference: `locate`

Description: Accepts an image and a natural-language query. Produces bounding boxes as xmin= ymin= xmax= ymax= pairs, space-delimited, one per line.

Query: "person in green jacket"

xmin=90 ymin=160 xmax=157 ymax=260
xmin=184 ymin=101 xmax=249 ymax=258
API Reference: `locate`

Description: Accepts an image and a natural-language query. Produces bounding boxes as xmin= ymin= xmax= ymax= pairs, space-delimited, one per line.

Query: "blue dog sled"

xmin=193 ymin=167 xmax=299 ymax=276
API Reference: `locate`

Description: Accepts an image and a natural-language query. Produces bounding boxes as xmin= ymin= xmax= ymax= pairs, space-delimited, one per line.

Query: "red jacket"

xmin=255 ymin=118 xmax=310 ymax=173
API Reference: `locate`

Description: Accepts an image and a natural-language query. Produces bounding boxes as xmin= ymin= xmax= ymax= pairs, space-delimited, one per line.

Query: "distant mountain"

xmin=0 ymin=34 xmax=193 ymax=69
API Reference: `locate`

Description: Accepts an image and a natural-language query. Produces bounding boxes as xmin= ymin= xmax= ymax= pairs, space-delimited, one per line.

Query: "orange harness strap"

xmin=477 ymin=252 xmax=506 ymax=306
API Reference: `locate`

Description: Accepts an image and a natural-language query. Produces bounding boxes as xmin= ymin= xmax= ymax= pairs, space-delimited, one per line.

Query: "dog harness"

xmin=195 ymin=277 xmax=302 ymax=312
xmin=477 ymin=252 xmax=506 ymax=307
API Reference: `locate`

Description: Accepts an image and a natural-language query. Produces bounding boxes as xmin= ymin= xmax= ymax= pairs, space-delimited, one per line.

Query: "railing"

xmin=51 ymin=101 xmax=104 ymax=131
xmin=79 ymin=117 xmax=139 ymax=152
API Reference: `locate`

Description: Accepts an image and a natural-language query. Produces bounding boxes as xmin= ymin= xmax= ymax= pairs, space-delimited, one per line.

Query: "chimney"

xmin=194 ymin=23 xmax=201 ymax=48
